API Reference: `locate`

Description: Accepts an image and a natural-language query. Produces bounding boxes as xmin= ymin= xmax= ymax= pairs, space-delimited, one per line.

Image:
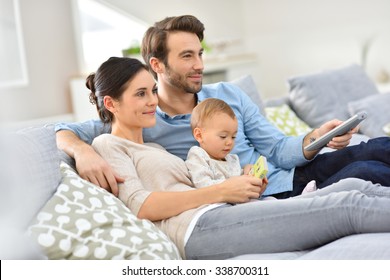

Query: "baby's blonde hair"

xmin=191 ymin=98 xmax=236 ymax=130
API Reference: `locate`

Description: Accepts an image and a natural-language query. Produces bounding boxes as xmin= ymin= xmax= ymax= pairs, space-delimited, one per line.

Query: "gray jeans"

xmin=185 ymin=178 xmax=390 ymax=259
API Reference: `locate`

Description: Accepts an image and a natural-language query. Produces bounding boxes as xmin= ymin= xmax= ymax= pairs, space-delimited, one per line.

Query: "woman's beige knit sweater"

xmin=92 ymin=134 xmax=209 ymax=258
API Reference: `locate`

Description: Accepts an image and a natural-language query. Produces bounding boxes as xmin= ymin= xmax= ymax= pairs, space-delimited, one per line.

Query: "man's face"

xmin=162 ymin=31 xmax=204 ymax=94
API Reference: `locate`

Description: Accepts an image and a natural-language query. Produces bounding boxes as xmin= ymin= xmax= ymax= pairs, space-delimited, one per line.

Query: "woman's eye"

xmin=136 ymin=91 xmax=145 ymax=97
xmin=152 ymin=87 xmax=158 ymax=94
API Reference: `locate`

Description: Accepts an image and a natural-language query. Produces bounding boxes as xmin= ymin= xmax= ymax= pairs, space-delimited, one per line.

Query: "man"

xmin=56 ymin=15 xmax=390 ymax=198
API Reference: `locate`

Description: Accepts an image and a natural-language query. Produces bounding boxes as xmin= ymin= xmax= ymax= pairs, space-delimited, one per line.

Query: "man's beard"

xmin=165 ymin=64 xmax=202 ymax=94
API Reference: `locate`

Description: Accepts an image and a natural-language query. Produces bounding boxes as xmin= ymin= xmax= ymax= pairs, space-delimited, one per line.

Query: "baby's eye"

xmin=219 ymin=136 xmax=227 ymax=139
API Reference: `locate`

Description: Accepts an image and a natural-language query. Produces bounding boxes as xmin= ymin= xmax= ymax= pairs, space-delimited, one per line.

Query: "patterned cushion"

xmin=28 ymin=162 xmax=181 ymax=260
xmin=265 ymin=104 xmax=312 ymax=136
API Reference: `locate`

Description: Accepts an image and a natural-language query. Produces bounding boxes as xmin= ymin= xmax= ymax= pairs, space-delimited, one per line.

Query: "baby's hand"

xmin=243 ymin=164 xmax=253 ymax=175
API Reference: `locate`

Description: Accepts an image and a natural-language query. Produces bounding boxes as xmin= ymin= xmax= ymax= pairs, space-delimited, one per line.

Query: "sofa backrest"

xmin=0 ymin=125 xmax=61 ymax=229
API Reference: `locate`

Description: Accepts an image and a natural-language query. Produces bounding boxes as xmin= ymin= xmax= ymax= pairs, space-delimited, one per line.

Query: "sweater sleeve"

xmin=92 ymin=135 xmax=151 ymax=215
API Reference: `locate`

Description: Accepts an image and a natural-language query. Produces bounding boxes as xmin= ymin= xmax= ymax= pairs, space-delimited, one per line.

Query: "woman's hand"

xmin=243 ymin=164 xmax=253 ymax=175
xmin=217 ymin=175 xmax=264 ymax=204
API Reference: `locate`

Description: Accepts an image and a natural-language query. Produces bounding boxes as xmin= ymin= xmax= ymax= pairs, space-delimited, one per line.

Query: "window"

xmin=0 ymin=0 xmax=28 ymax=88
xmin=72 ymin=0 xmax=148 ymax=73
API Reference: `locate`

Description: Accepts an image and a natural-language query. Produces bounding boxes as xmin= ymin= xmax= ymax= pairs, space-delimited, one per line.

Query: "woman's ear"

xmin=193 ymin=127 xmax=203 ymax=143
xmin=103 ymin=96 xmax=117 ymax=113
xmin=150 ymin=57 xmax=164 ymax=74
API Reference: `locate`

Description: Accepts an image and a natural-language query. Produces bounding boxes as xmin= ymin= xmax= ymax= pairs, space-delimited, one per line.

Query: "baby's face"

xmin=198 ymin=112 xmax=238 ymax=160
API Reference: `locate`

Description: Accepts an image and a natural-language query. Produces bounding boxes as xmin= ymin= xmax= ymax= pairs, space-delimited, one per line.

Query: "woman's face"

xmin=112 ymin=69 xmax=158 ymax=129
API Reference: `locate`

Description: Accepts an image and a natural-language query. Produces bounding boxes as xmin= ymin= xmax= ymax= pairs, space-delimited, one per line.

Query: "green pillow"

xmin=383 ymin=122 xmax=390 ymax=136
xmin=265 ymin=104 xmax=312 ymax=136
xmin=28 ymin=162 xmax=181 ymax=260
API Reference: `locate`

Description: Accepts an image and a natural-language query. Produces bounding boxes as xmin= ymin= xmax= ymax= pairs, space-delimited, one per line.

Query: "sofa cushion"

xmin=347 ymin=93 xmax=390 ymax=137
xmin=265 ymin=104 xmax=312 ymax=136
xmin=298 ymin=233 xmax=390 ymax=259
xmin=288 ymin=64 xmax=379 ymax=128
xmin=1 ymin=125 xmax=61 ymax=229
xmin=28 ymin=162 xmax=181 ymax=260
xmin=230 ymin=75 xmax=266 ymax=115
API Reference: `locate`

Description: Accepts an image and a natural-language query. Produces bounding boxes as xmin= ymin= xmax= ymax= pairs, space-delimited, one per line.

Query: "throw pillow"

xmin=230 ymin=75 xmax=266 ymax=116
xmin=1 ymin=125 xmax=61 ymax=229
xmin=383 ymin=123 xmax=390 ymax=136
xmin=288 ymin=64 xmax=379 ymax=128
xmin=28 ymin=162 xmax=181 ymax=260
xmin=347 ymin=93 xmax=390 ymax=137
xmin=265 ymin=104 xmax=312 ymax=136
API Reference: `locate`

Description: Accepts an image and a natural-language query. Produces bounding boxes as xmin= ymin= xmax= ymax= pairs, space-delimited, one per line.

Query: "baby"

xmin=185 ymin=98 xmax=267 ymax=189
xmin=185 ymin=97 xmax=316 ymax=196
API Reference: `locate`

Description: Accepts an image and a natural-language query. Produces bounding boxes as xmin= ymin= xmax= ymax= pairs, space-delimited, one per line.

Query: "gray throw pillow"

xmin=230 ymin=75 xmax=266 ymax=116
xmin=288 ymin=64 xmax=379 ymax=128
xmin=1 ymin=125 xmax=61 ymax=229
xmin=348 ymin=93 xmax=390 ymax=137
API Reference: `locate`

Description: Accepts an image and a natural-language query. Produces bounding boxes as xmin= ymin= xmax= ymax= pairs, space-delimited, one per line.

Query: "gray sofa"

xmin=1 ymin=64 xmax=390 ymax=260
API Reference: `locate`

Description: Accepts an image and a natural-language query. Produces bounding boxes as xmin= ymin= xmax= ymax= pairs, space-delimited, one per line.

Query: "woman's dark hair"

xmin=141 ymin=15 xmax=205 ymax=80
xmin=86 ymin=57 xmax=148 ymax=123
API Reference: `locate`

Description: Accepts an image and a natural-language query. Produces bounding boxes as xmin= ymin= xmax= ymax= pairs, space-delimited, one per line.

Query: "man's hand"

xmin=303 ymin=119 xmax=358 ymax=159
xmin=318 ymin=119 xmax=358 ymax=149
xmin=74 ymin=145 xmax=123 ymax=196
xmin=56 ymin=130 xmax=124 ymax=196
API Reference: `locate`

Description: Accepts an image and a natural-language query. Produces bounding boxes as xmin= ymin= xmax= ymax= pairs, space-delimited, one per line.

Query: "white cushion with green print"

xmin=265 ymin=104 xmax=312 ymax=136
xmin=28 ymin=162 xmax=181 ymax=260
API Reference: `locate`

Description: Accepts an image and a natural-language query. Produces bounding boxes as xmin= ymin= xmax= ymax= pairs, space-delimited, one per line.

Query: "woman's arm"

xmin=139 ymin=175 xmax=264 ymax=221
xmin=92 ymin=135 xmax=264 ymax=222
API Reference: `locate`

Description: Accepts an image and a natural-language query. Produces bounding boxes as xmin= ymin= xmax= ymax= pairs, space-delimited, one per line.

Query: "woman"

xmin=90 ymin=57 xmax=390 ymax=260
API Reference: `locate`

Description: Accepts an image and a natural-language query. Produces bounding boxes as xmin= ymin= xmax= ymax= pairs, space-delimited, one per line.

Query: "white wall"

xmin=105 ymin=0 xmax=390 ymax=98
xmin=242 ymin=0 xmax=390 ymax=97
xmin=104 ymin=0 xmax=246 ymax=48
xmin=0 ymin=0 xmax=78 ymax=123
xmin=1 ymin=0 xmax=389 ymax=124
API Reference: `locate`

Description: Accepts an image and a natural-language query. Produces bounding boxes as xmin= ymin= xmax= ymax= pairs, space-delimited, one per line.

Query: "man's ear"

xmin=103 ymin=96 xmax=117 ymax=113
xmin=150 ymin=57 xmax=164 ymax=74
xmin=193 ymin=127 xmax=203 ymax=143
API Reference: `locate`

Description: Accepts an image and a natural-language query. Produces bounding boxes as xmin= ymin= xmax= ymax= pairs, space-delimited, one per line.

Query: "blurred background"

xmin=1 ymin=0 xmax=389 ymax=126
